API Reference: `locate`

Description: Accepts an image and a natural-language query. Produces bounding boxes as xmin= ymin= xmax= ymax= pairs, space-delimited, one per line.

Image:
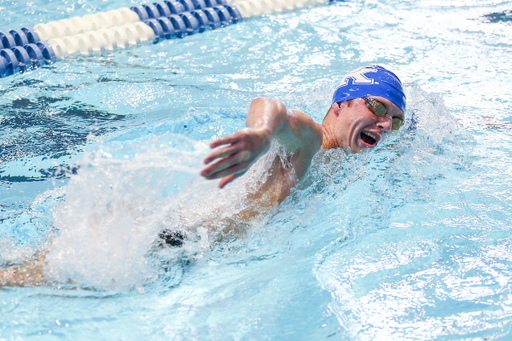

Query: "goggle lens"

xmin=363 ymin=97 xmax=403 ymax=131
xmin=364 ymin=97 xmax=387 ymax=116
xmin=392 ymin=117 xmax=403 ymax=130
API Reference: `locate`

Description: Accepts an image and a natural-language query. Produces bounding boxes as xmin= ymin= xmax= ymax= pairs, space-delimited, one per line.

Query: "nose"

xmin=376 ymin=115 xmax=392 ymax=132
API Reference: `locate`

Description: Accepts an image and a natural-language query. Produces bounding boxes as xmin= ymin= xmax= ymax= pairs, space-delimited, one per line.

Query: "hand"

xmin=200 ymin=128 xmax=272 ymax=188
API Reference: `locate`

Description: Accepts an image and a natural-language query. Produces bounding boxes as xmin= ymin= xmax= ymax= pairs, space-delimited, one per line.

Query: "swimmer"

xmin=0 ymin=65 xmax=406 ymax=287
xmin=200 ymin=65 xmax=406 ymax=205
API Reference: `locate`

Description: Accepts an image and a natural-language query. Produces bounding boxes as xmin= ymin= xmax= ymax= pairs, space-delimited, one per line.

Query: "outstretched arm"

xmin=200 ymin=97 xmax=323 ymax=188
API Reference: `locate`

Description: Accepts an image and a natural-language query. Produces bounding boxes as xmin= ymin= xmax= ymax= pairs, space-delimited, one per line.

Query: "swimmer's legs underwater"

xmin=0 ymin=256 xmax=45 ymax=287
xmin=0 ymin=231 xmax=185 ymax=287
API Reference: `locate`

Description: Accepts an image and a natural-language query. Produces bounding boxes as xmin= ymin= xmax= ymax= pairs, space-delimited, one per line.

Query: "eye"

xmin=364 ymin=97 xmax=387 ymax=116
xmin=374 ymin=103 xmax=387 ymax=116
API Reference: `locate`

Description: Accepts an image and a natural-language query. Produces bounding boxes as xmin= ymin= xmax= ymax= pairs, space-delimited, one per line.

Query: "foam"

xmin=43 ymin=133 xmax=211 ymax=289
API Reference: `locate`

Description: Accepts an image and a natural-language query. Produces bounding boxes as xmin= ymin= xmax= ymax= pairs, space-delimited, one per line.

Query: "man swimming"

xmin=0 ymin=65 xmax=405 ymax=286
xmin=200 ymin=65 xmax=406 ymax=205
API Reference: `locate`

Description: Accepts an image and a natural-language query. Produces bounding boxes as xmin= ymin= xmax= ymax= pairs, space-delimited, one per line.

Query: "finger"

xmin=219 ymin=173 xmax=244 ymax=189
xmin=201 ymin=156 xmax=245 ymax=179
xmin=202 ymin=152 xmax=236 ymax=177
xmin=201 ymin=151 xmax=251 ymax=178
xmin=210 ymin=132 xmax=244 ymax=149
xmin=207 ymin=161 xmax=250 ymax=180
xmin=204 ymin=144 xmax=243 ymax=164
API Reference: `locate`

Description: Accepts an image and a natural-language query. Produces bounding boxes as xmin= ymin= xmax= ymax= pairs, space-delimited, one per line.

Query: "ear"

xmin=331 ymin=102 xmax=342 ymax=117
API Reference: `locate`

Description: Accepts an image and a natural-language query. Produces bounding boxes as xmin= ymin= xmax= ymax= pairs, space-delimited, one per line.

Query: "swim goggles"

xmin=363 ymin=97 xmax=404 ymax=131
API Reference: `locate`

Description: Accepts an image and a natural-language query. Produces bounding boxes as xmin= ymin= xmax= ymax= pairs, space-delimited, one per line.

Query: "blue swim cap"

xmin=332 ymin=65 xmax=406 ymax=113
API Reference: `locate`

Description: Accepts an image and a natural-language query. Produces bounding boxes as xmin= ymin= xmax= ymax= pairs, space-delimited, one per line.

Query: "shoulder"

xmin=289 ymin=109 xmax=323 ymax=147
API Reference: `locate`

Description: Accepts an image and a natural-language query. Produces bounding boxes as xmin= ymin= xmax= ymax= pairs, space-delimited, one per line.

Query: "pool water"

xmin=2 ymin=0 xmax=512 ymax=339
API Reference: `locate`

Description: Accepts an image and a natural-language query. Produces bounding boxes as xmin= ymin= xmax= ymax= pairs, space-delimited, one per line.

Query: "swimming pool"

xmin=1 ymin=0 xmax=512 ymax=339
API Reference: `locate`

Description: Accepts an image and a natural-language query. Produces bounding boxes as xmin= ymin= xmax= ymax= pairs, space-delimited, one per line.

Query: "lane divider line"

xmin=0 ymin=0 xmax=339 ymax=78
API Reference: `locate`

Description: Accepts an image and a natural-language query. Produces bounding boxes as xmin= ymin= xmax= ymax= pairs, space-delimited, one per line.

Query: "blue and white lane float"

xmin=0 ymin=0 xmax=334 ymax=78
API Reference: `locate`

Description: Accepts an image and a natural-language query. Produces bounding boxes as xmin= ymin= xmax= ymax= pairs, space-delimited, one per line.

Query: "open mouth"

xmin=360 ymin=131 xmax=377 ymax=146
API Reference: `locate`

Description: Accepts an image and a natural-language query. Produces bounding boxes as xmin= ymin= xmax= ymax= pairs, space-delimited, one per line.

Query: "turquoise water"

xmin=1 ymin=0 xmax=512 ymax=339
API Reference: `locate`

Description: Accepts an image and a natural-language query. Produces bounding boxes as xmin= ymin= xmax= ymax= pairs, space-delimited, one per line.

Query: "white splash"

xmin=43 ymin=134 xmax=212 ymax=290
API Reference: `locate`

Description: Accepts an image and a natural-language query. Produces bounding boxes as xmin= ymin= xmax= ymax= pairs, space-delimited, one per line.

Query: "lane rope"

xmin=0 ymin=0 xmax=338 ymax=78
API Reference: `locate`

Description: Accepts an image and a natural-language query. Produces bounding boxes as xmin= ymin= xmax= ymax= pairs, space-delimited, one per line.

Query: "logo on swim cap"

xmin=332 ymin=65 xmax=406 ymax=113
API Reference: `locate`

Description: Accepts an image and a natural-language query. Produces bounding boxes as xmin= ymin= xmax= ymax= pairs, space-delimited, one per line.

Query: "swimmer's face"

xmin=332 ymin=96 xmax=404 ymax=152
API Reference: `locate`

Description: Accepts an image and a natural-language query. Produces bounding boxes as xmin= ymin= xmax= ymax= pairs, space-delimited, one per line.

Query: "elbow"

xmin=251 ymin=97 xmax=287 ymax=113
xmin=251 ymin=97 xmax=267 ymax=106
